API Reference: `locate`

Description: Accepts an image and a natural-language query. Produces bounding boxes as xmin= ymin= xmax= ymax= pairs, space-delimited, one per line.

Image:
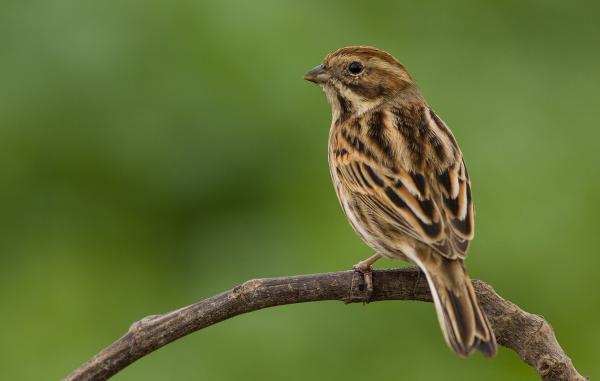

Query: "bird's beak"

xmin=304 ymin=64 xmax=329 ymax=84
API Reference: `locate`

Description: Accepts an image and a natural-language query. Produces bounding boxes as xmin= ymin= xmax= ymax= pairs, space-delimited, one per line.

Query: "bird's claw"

xmin=352 ymin=261 xmax=374 ymax=303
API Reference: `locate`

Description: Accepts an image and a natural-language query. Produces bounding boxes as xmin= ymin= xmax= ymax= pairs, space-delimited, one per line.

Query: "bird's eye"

xmin=348 ymin=61 xmax=363 ymax=75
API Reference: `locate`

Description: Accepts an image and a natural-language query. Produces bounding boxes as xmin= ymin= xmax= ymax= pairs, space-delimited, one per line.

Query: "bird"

xmin=304 ymin=46 xmax=496 ymax=358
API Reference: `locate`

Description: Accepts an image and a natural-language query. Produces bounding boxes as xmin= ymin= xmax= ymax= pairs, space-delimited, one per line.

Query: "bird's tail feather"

xmin=419 ymin=256 xmax=496 ymax=357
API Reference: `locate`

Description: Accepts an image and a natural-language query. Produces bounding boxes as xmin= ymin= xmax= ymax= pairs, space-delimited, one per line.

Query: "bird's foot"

xmin=345 ymin=253 xmax=382 ymax=304
xmin=352 ymin=260 xmax=374 ymax=303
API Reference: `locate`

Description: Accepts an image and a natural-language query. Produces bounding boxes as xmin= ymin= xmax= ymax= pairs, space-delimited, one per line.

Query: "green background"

xmin=1 ymin=0 xmax=598 ymax=380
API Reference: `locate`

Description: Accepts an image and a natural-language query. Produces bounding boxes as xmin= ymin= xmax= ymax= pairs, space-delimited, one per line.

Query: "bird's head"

xmin=304 ymin=46 xmax=419 ymax=117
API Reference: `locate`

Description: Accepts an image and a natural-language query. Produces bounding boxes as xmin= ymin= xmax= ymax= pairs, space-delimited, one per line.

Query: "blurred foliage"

xmin=0 ymin=0 xmax=599 ymax=380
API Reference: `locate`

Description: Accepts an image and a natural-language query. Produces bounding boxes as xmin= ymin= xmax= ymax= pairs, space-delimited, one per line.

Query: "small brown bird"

xmin=305 ymin=46 xmax=496 ymax=357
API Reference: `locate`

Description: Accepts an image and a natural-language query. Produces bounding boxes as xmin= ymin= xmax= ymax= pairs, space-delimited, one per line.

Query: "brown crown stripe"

xmin=325 ymin=47 xmax=405 ymax=68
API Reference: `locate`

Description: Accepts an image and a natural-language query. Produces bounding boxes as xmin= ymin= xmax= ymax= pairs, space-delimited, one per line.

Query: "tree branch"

xmin=62 ymin=268 xmax=587 ymax=381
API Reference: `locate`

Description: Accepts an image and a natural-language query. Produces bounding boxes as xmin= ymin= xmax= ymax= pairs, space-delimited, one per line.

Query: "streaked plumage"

xmin=305 ymin=46 xmax=496 ymax=357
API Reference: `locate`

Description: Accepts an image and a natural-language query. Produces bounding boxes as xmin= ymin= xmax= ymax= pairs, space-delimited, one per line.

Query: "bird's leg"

xmin=352 ymin=253 xmax=382 ymax=302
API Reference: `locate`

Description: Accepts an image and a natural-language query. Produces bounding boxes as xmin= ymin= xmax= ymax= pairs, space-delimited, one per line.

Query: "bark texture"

xmin=63 ymin=268 xmax=587 ymax=381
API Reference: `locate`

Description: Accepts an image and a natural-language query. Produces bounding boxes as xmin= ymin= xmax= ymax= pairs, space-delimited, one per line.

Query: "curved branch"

xmin=62 ymin=268 xmax=587 ymax=381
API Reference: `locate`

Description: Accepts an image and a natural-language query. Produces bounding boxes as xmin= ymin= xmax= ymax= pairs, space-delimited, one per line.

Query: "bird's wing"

xmin=333 ymin=147 xmax=473 ymax=259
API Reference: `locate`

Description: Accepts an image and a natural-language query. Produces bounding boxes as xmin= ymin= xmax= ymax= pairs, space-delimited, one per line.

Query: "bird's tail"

xmin=418 ymin=255 xmax=496 ymax=357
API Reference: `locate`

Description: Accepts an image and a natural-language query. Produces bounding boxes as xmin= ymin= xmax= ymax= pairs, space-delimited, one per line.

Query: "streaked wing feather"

xmin=333 ymin=149 xmax=474 ymax=259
